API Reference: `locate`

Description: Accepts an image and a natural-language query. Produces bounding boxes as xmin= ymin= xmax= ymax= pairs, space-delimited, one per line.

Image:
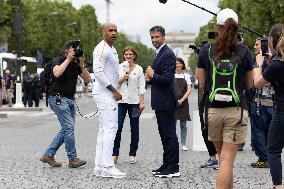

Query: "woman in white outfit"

xmin=112 ymin=46 xmax=146 ymax=164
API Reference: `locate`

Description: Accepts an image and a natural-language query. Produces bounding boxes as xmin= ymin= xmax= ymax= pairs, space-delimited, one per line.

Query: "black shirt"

xmin=49 ymin=54 xmax=82 ymax=99
xmin=263 ymin=58 xmax=284 ymax=110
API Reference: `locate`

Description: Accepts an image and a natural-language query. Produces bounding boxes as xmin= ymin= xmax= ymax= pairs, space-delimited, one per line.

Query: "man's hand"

xmin=67 ymin=49 xmax=75 ymax=62
xmin=113 ymin=90 xmax=122 ymax=101
xmin=106 ymin=84 xmax=122 ymax=101
xmin=146 ymin=66 xmax=154 ymax=78
xmin=145 ymin=74 xmax=151 ymax=82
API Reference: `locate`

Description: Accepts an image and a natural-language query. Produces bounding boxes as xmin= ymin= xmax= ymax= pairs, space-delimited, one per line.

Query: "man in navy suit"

xmin=146 ymin=25 xmax=180 ymax=178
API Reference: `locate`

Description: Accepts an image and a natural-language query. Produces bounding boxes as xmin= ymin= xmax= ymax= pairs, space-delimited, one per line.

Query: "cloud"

xmin=72 ymin=0 xmax=219 ymax=47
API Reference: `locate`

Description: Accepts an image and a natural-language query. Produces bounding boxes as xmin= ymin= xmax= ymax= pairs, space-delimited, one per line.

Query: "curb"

xmin=0 ymin=107 xmax=43 ymax=112
xmin=0 ymin=113 xmax=8 ymax=118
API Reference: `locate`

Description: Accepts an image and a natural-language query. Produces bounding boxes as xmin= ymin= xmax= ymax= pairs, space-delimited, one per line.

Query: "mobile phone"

xmin=261 ymin=38 xmax=268 ymax=56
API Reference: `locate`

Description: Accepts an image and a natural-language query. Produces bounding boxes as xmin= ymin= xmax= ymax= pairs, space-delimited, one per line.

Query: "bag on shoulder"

xmin=40 ymin=58 xmax=55 ymax=106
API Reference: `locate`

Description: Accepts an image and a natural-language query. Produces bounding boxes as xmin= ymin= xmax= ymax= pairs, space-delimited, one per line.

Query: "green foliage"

xmin=188 ymin=0 xmax=284 ymax=70
xmin=0 ymin=0 xmax=154 ymax=70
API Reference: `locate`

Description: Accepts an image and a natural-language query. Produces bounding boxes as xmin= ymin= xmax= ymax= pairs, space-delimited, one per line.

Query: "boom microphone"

xmin=159 ymin=0 xmax=168 ymax=4
xmin=181 ymin=0 xmax=264 ymax=38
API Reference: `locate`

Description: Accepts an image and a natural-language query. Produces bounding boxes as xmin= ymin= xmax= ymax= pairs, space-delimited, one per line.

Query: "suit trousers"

xmin=155 ymin=110 xmax=179 ymax=171
xmin=93 ymin=95 xmax=118 ymax=168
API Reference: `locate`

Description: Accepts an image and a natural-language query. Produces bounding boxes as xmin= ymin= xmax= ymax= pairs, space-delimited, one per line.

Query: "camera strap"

xmin=74 ymin=100 xmax=98 ymax=119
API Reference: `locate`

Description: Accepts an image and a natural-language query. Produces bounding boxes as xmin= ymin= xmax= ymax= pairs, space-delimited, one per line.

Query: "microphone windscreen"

xmin=159 ymin=0 xmax=167 ymax=4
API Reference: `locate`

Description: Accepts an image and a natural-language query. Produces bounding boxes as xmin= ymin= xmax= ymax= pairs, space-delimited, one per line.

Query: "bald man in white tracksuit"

xmin=92 ymin=23 xmax=126 ymax=178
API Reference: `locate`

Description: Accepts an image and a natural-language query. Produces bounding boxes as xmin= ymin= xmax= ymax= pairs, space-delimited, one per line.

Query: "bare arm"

xmin=53 ymin=50 xmax=74 ymax=78
xmin=180 ymin=84 xmax=192 ymax=101
xmin=195 ymin=68 xmax=206 ymax=90
xmin=118 ymin=74 xmax=129 ymax=85
xmin=79 ymin=56 xmax=91 ymax=84
xmin=245 ymin=70 xmax=254 ymax=89
xmin=254 ymin=54 xmax=269 ymax=88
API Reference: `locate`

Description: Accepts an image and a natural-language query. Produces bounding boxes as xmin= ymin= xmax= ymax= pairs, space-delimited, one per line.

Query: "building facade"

xmin=165 ymin=31 xmax=195 ymax=69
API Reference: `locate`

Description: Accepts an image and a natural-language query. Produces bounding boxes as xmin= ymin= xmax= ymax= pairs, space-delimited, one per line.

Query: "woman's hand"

xmin=139 ymin=101 xmax=145 ymax=113
xmin=256 ymin=52 xmax=264 ymax=67
xmin=178 ymin=99 xmax=184 ymax=106
xmin=123 ymin=72 xmax=129 ymax=81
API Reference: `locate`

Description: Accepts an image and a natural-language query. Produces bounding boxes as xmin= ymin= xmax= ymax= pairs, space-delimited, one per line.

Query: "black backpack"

xmin=40 ymin=58 xmax=55 ymax=107
xmin=207 ymin=43 xmax=247 ymax=107
xmin=199 ymin=43 xmax=248 ymax=130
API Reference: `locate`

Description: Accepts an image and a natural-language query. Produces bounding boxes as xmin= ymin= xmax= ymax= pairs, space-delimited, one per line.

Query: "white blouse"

xmin=174 ymin=72 xmax=192 ymax=85
xmin=118 ymin=61 xmax=146 ymax=104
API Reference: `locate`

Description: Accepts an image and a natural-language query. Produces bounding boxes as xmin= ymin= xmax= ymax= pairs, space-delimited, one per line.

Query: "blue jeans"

xmin=113 ymin=103 xmax=140 ymax=156
xmin=267 ymin=110 xmax=284 ymax=185
xmin=44 ymin=96 xmax=77 ymax=161
xmin=251 ymin=103 xmax=273 ymax=161
xmin=176 ymin=120 xmax=187 ymax=145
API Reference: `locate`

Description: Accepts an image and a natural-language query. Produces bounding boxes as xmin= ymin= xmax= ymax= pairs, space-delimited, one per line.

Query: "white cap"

xmin=216 ymin=8 xmax=238 ymax=25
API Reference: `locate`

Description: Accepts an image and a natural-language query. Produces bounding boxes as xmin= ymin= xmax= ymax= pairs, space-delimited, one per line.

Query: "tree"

xmin=188 ymin=0 xmax=284 ymax=70
xmin=0 ymin=0 xmax=154 ymax=70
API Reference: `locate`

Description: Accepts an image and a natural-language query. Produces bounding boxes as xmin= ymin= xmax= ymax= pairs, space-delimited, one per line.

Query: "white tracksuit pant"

xmin=93 ymin=95 xmax=118 ymax=167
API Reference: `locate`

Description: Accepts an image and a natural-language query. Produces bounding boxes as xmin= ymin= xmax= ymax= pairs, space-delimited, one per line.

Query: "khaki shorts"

xmin=208 ymin=107 xmax=248 ymax=144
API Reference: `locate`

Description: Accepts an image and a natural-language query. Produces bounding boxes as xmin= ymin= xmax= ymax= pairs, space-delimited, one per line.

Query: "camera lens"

xmin=75 ymin=49 xmax=84 ymax=57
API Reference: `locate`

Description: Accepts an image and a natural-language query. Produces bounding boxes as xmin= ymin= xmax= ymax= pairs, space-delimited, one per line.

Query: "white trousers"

xmin=93 ymin=95 xmax=118 ymax=167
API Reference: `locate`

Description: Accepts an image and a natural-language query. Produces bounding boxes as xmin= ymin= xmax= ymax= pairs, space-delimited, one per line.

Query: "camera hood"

xmin=65 ymin=40 xmax=80 ymax=49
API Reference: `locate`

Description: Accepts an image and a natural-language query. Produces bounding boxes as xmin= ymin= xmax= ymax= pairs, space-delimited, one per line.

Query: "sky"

xmin=71 ymin=0 xmax=220 ymax=47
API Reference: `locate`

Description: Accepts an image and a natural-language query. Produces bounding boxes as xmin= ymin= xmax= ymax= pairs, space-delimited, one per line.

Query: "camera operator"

xmin=189 ymin=41 xmax=219 ymax=169
xmin=254 ymin=24 xmax=284 ymax=189
xmin=40 ymin=40 xmax=91 ymax=168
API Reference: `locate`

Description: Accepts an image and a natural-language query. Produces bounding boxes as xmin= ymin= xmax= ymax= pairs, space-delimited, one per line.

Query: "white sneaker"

xmin=101 ymin=167 xmax=126 ymax=178
xmin=181 ymin=145 xmax=188 ymax=151
xmin=94 ymin=166 xmax=102 ymax=177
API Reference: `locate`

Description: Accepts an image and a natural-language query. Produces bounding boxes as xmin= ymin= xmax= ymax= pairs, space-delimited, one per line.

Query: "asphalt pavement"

xmin=0 ymin=89 xmax=280 ymax=189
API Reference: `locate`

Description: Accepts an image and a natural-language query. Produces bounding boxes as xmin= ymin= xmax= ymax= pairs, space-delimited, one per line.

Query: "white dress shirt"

xmin=155 ymin=43 xmax=166 ymax=55
xmin=92 ymin=40 xmax=119 ymax=97
xmin=118 ymin=61 xmax=146 ymax=104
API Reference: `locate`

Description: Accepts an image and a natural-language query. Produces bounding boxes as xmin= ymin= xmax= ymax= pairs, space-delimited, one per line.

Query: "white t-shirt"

xmin=117 ymin=61 xmax=146 ymax=104
xmin=92 ymin=40 xmax=119 ymax=97
xmin=174 ymin=72 xmax=192 ymax=85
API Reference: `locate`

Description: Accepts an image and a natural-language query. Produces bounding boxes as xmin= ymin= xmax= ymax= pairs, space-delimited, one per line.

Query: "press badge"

xmin=215 ymin=94 xmax=232 ymax=102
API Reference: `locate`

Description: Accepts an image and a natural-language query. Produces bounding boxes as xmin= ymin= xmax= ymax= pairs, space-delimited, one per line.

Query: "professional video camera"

xmin=69 ymin=40 xmax=84 ymax=58
xmin=188 ymin=32 xmax=215 ymax=54
xmin=188 ymin=41 xmax=207 ymax=54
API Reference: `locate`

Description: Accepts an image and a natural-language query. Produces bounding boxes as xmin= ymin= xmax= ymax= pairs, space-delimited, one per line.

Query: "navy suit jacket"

xmin=149 ymin=45 xmax=178 ymax=111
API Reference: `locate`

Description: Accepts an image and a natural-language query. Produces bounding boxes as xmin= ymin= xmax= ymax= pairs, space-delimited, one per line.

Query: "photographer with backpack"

xmin=196 ymin=8 xmax=253 ymax=189
xmin=254 ymin=24 xmax=284 ymax=189
xmin=40 ymin=40 xmax=91 ymax=168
